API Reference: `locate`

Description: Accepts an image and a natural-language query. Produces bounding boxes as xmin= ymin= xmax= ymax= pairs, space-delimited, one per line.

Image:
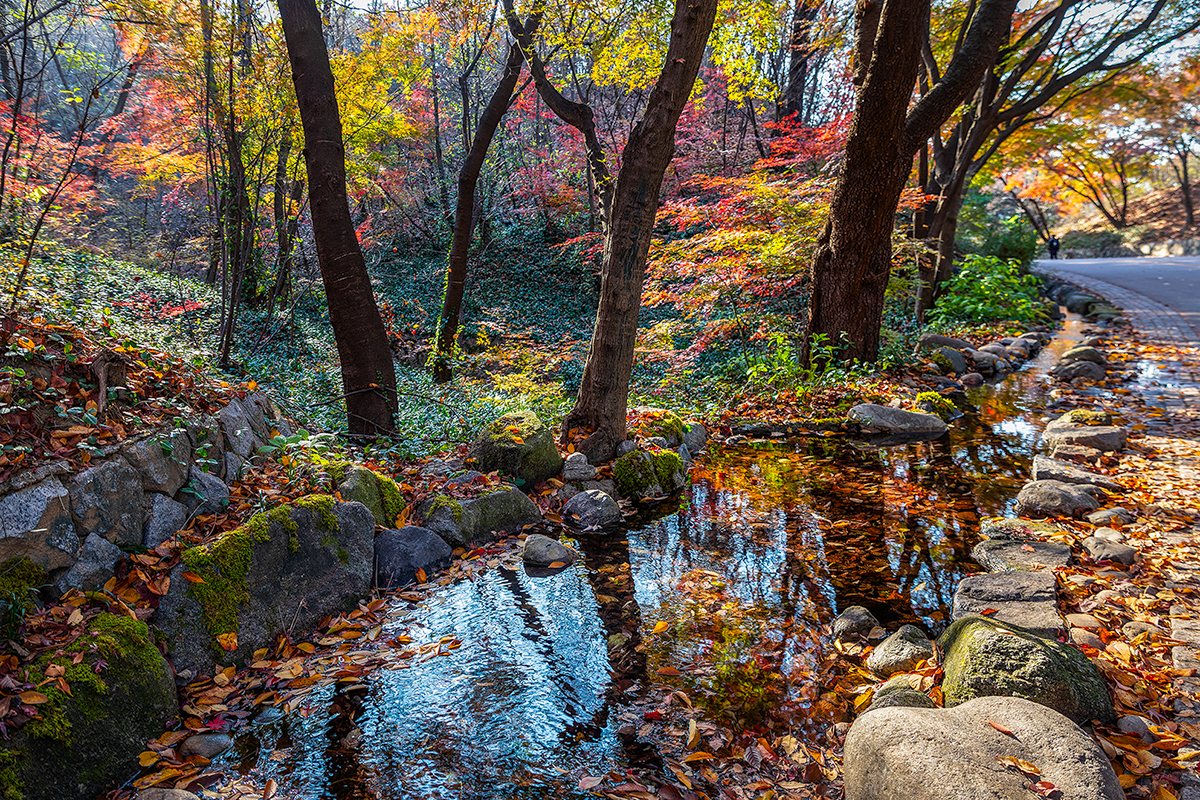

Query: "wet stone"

xmin=562 ymin=489 xmax=621 ymax=529
xmin=179 ymin=731 xmax=233 ymax=759
xmin=833 ymin=606 xmax=880 ymax=641
xmin=971 ymin=539 xmax=1070 ymax=572
xmin=522 ymin=534 xmax=576 ymax=568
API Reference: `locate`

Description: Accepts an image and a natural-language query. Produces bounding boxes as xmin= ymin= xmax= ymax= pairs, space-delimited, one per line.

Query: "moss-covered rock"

xmin=630 ymin=407 xmax=686 ymax=447
xmin=938 ymin=615 xmax=1114 ymax=725
xmin=0 ymin=613 xmax=177 ymax=800
xmin=913 ymin=392 xmax=959 ymax=422
xmin=613 ymin=447 xmax=686 ymax=501
xmin=0 ymin=558 xmax=46 ymax=607
xmin=336 ymin=466 xmax=405 ymax=527
xmin=419 ymin=486 xmax=541 ymax=549
xmin=154 ymin=496 xmax=374 ymax=676
xmin=469 ymin=411 xmax=563 ymax=487
xmin=1058 ymin=409 xmax=1112 ymax=426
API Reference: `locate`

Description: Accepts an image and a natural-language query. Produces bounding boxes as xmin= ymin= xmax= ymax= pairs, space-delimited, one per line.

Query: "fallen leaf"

xmin=19 ymin=691 xmax=48 ymax=705
xmin=652 ymin=620 xmax=669 ymax=635
xmin=682 ymin=751 xmax=715 ymax=763
xmin=216 ymin=632 xmax=238 ymax=652
xmin=986 ymin=719 xmax=1015 ymax=737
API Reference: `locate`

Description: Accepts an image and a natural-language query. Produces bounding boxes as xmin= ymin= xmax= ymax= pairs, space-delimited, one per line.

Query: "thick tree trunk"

xmin=561 ymin=0 xmax=719 ymax=462
xmin=432 ymin=36 xmax=529 ymax=383
xmin=277 ymin=0 xmax=397 ymax=436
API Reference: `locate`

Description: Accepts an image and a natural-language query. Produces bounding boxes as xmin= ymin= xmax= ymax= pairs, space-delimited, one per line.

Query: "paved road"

xmin=1038 ymin=256 xmax=1200 ymax=340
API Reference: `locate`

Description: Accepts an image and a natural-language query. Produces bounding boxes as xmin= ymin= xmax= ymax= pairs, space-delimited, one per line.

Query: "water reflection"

xmin=212 ymin=321 xmax=1085 ymax=798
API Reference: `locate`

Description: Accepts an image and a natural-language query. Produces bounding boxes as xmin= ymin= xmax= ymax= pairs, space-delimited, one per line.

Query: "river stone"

xmin=1082 ymin=536 xmax=1138 ymax=566
xmin=183 ymin=465 xmax=230 ymax=515
xmin=55 ymin=533 xmax=122 ymax=594
xmin=1054 ymin=360 xmax=1106 ymax=380
xmin=135 ymin=790 xmax=201 ymax=800
xmin=978 ymin=518 xmax=1063 ymax=541
xmin=848 ymin=404 xmax=947 ymax=436
xmin=971 ymin=539 xmax=1071 ymax=572
xmin=1043 ymin=420 xmax=1126 ymax=452
xmin=374 ymin=526 xmax=452 ymax=589
xmin=68 ymin=458 xmax=144 ymax=546
xmin=120 ymin=428 xmax=192 ymax=495
xmin=338 ymin=466 xmax=388 ymax=527
xmin=522 ymin=534 xmax=576 ymax=567
xmin=682 ymin=422 xmax=708 ymax=452
xmin=156 ymin=499 xmax=374 ymax=676
xmin=0 ymin=478 xmax=79 ymax=570
xmin=217 ymin=398 xmax=262 ymax=458
xmin=1031 ymin=455 xmax=1122 ymax=492
xmin=843 ymin=696 xmax=1122 ymax=800
xmin=469 ymin=410 xmax=563 ymax=487
xmin=939 ymin=615 xmax=1115 ymax=725
xmin=1086 ymin=507 xmax=1136 ymax=526
xmin=960 ymin=371 xmax=984 ymax=386
xmin=0 ymin=614 xmax=178 ymax=800
xmin=1092 ymin=526 xmax=1124 ymax=543
xmin=613 ymin=448 xmax=687 ymax=500
xmin=917 ymin=333 xmax=973 ymax=352
xmin=978 ymin=342 xmax=1011 ymax=359
xmin=420 ymin=486 xmax=542 ymax=549
xmin=563 ymin=489 xmax=621 ymax=529
xmin=1070 ymin=628 xmax=1104 ymax=649
xmin=952 ymin=571 xmax=1064 ymax=638
xmin=867 ymin=625 xmax=934 ymax=677
xmin=143 ymin=493 xmax=189 ymax=548
xmin=1015 ymin=480 xmax=1101 ymax=518
xmin=179 ymin=731 xmax=233 ymax=759
xmin=1049 ymin=443 xmax=1104 ymax=465
xmin=561 ymin=452 xmax=596 ymax=482
xmin=1060 ymin=346 xmax=1106 ymax=365
xmin=833 ymin=606 xmax=880 ymax=641
xmin=1064 ymin=293 xmax=1102 ymax=314
xmin=866 ymin=676 xmax=936 ymax=712
xmin=933 ymin=346 xmax=967 ymax=375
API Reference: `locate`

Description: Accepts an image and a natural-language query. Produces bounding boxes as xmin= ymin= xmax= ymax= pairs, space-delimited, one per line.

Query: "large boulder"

xmin=67 ymin=458 xmax=144 ymax=546
xmin=374 ymin=526 xmax=452 ymax=589
xmin=562 ymin=489 xmax=621 ymax=529
xmin=336 ymin=465 xmax=405 ymax=528
xmin=419 ymin=486 xmax=542 ymax=549
xmin=1015 ymin=480 xmax=1101 ymax=518
xmin=155 ymin=496 xmax=374 ymax=676
xmin=939 ymin=615 xmax=1115 ymax=725
xmin=843 ymin=696 xmax=1122 ymax=800
xmin=469 ymin=411 xmax=563 ymax=487
xmin=952 ymin=572 xmax=1064 ymax=638
xmin=849 ymin=404 xmax=947 ymax=436
xmin=120 ymin=428 xmax=192 ymax=496
xmin=613 ymin=447 xmax=687 ymax=501
xmin=866 ymin=625 xmax=934 ymax=677
xmin=0 ymin=613 xmax=178 ymax=800
xmin=0 ymin=478 xmax=79 ymax=570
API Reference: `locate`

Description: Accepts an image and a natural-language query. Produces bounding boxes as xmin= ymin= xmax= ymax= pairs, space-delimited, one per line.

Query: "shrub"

xmin=928 ymin=255 xmax=1045 ymax=326
xmin=980 ymin=216 xmax=1038 ymax=269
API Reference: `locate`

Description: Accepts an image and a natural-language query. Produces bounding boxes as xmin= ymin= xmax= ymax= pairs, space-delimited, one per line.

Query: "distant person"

xmin=1048 ymin=236 xmax=1060 ymax=259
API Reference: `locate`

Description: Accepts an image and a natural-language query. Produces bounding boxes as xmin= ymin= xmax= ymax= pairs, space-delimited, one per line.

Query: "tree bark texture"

xmin=277 ymin=0 xmax=397 ymax=436
xmin=561 ymin=0 xmax=719 ymax=462
xmin=432 ymin=32 xmax=531 ymax=383
xmin=806 ymin=0 xmax=1018 ymax=361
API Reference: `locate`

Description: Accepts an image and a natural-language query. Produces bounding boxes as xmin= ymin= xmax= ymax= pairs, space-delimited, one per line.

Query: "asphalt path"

xmin=1038 ymin=256 xmax=1200 ymax=339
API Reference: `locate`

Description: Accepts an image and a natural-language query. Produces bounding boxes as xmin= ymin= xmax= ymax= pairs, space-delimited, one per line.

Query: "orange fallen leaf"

xmin=656 ymin=667 xmax=682 ymax=677
xmin=19 ymin=691 xmax=48 ymax=705
xmin=986 ymin=719 xmax=1015 ymax=737
xmin=682 ymin=752 xmax=716 ymax=763
xmin=217 ymin=632 xmax=238 ymax=652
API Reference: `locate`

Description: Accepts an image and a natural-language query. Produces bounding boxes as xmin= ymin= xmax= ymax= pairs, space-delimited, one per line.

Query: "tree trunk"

xmin=277 ymin=0 xmax=397 ymax=437
xmin=1179 ymin=150 xmax=1194 ymax=228
xmin=780 ymin=0 xmax=821 ymax=121
xmin=561 ymin=0 xmax=719 ymax=462
xmin=432 ymin=35 xmax=530 ymax=383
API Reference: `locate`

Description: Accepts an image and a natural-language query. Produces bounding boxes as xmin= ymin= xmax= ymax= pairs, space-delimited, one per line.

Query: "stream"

xmin=205 ymin=319 xmax=1091 ymax=800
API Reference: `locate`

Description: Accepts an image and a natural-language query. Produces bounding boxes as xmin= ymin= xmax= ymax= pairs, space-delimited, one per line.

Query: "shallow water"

xmin=209 ymin=319 xmax=1087 ymax=800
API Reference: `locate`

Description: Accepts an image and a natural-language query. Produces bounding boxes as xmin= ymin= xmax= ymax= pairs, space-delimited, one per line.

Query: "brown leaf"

xmin=985 ymin=719 xmax=1015 ymax=737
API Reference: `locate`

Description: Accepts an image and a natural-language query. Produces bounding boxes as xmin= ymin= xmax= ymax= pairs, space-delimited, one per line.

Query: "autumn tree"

xmin=277 ymin=0 xmax=397 ymax=436
xmin=1137 ymin=58 xmax=1200 ymax=228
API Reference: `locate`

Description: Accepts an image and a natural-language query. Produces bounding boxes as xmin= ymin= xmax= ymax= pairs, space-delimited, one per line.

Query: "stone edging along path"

xmin=834 ymin=279 xmax=1200 ymax=800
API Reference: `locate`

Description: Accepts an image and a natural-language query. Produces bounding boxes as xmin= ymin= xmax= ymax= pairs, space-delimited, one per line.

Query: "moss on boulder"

xmin=154 ymin=496 xmax=375 ymax=676
xmin=1058 ymin=409 xmax=1112 ymax=427
xmin=939 ymin=615 xmax=1114 ymax=725
xmin=0 ymin=613 xmax=177 ymax=800
xmin=613 ymin=447 xmax=687 ymax=501
xmin=630 ymin=407 xmax=686 ymax=447
xmin=469 ymin=410 xmax=563 ymax=487
xmin=336 ymin=466 xmax=406 ymax=527
xmin=419 ymin=486 xmax=540 ymax=549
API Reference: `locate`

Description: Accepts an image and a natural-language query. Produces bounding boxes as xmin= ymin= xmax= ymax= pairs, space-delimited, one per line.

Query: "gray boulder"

xmin=959 ymin=371 xmax=984 ymax=386
xmin=1031 ymin=455 xmax=1122 ymax=491
xmin=1043 ymin=423 xmax=1126 ymax=452
xmin=1053 ymin=360 xmax=1106 ymax=380
xmin=1082 ymin=537 xmax=1138 ymax=566
xmin=952 ymin=572 xmax=1064 ymax=638
xmin=833 ymin=605 xmax=880 ymax=641
xmin=522 ymin=534 xmax=576 ymax=567
xmin=68 ymin=458 xmax=144 ymax=546
xmin=917 ymin=333 xmax=973 ymax=352
xmin=613 ymin=448 xmax=687 ymax=500
xmin=1049 ymin=443 xmax=1104 ymax=465
xmin=0 ymin=478 xmax=79 ymax=570
xmin=120 ymin=428 xmax=191 ymax=495
xmin=217 ymin=398 xmax=262 ymax=458
xmin=939 ymin=615 xmax=1115 ymax=725
xmin=865 ymin=677 xmax=936 ymax=712
xmin=1086 ymin=507 xmax=1136 ymax=526
xmin=183 ymin=414 xmax=226 ymax=478
xmin=420 ymin=486 xmax=542 ymax=549
xmin=562 ymin=489 xmax=621 ymax=529
xmin=143 ymin=493 xmax=189 ymax=548
xmin=933 ymin=346 xmax=967 ymax=375
xmin=223 ymin=452 xmax=245 ymax=484
xmin=848 ymin=404 xmax=947 ymax=436
xmin=55 ymin=533 xmax=122 ymax=593
xmin=178 ymin=731 xmax=233 ymax=759
xmin=1059 ymin=346 xmax=1106 ymax=365
xmin=182 ymin=465 xmax=230 ymax=515
xmin=866 ymin=625 xmax=935 ymax=677
xmin=561 ymin=452 xmax=596 ymax=482
xmin=971 ymin=539 xmax=1071 ymax=572
xmin=843 ymin=696 xmax=1122 ymax=800
xmin=156 ymin=498 xmax=374 ymax=676
xmin=374 ymin=526 xmax=452 ymax=589
xmin=1015 ymin=480 xmax=1101 ymax=518
xmin=978 ymin=518 xmax=1063 ymax=541
xmin=469 ymin=410 xmax=563 ymax=486
xmin=682 ymin=423 xmax=708 ymax=452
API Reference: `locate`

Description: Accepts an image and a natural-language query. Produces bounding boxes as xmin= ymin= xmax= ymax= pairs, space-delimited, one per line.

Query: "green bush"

xmin=928 ymin=255 xmax=1045 ymax=326
xmin=1060 ymin=229 xmax=1125 ymax=252
xmin=980 ymin=215 xmax=1038 ymax=269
